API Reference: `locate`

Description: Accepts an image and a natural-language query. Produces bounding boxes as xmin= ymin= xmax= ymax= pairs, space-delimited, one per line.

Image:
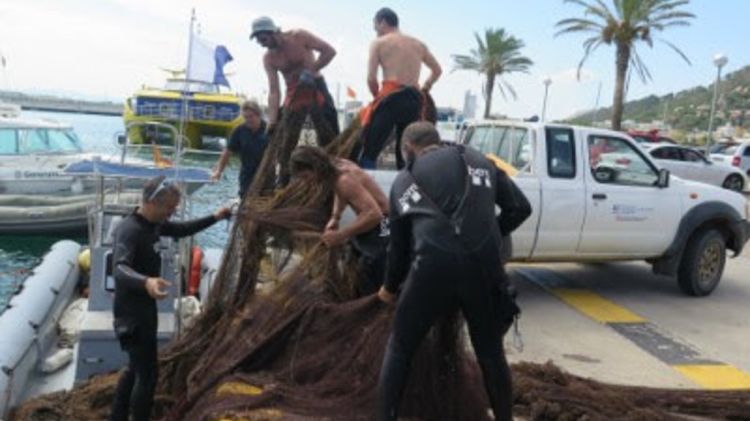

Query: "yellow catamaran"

xmin=123 ymin=71 xmax=244 ymax=149
xmin=123 ymin=11 xmax=243 ymax=150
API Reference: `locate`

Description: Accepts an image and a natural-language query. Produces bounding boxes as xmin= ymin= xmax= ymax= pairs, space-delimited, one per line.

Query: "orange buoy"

xmin=188 ymin=246 xmax=203 ymax=296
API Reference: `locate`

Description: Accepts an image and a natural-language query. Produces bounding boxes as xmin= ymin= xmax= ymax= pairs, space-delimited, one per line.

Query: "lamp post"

xmin=541 ymin=77 xmax=552 ymax=122
xmin=706 ymin=54 xmax=728 ymax=153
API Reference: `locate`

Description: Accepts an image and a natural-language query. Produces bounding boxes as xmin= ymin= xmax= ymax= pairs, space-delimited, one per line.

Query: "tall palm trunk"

xmin=611 ymin=43 xmax=631 ymax=131
xmin=484 ymin=73 xmax=496 ymax=118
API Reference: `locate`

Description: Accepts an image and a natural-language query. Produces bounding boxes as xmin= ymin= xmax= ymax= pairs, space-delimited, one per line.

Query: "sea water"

xmin=0 ymin=110 xmax=239 ymax=311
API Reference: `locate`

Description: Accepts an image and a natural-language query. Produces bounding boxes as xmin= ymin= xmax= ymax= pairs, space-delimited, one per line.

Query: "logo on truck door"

xmin=611 ymin=204 xmax=654 ymax=222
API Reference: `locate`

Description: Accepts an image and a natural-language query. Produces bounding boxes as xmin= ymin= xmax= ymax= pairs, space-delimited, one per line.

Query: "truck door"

xmin=532 ymin=126 xmax=586 ymax=258
xmin=579 ymin=134 xmax=680 ymax=257
xmin=464 ymin=123 xmax=539 ymax=259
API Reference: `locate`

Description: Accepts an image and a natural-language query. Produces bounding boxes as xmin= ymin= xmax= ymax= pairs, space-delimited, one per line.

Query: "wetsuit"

xmin=109 ymin=211 xmax=220 ymax=421
xmin=358 ymin=86 xmax=422 ymax=170
xmin=227 ymin=121 xmax=269 ymax=198
xmin=377 ymin=145 xmax=532 ymax=421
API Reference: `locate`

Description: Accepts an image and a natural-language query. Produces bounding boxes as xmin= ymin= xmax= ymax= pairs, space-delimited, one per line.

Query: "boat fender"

xmin=175 ymin=296 xmax=202 ymax=329
xmin=188 ymin=246 xmax=203 ymax=296
xmin=41 ymin=347 xmax=74 ymax=374
xmin=58 ymin=297 xmax=88 ymax=348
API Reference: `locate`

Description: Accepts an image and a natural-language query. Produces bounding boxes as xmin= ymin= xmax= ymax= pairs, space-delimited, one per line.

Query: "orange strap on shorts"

xmin=359 ymin=81 xmax=404 ymax=127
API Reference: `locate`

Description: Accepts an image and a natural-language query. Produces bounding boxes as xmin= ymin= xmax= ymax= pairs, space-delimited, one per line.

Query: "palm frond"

xmin=498 ymin=78 xmax=518 ymax=101
xmin=659 ymin=38 xmax=691 ymax=65
xmin=629 ymin=47 xmax=653 ymax=83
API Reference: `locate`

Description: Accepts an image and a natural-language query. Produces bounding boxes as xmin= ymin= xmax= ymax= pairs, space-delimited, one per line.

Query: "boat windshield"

xmin=0 ymin=127 xmax=83 ymax=155
xmin=164 ymin=80 xmax=219 ymax=94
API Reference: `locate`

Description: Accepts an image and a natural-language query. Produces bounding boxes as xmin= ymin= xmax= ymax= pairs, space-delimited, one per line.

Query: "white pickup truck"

xmin=368 ymin=120 xmax=750 ymax=296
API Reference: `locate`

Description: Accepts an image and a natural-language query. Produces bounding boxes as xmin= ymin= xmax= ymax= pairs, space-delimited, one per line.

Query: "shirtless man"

xmin=289 ymin=146 xmax=389 ymax=294
xmin=250 ymin=16 xmax=340 ymax=135
xmin=357 ymin=8 xmax=442 ymax=169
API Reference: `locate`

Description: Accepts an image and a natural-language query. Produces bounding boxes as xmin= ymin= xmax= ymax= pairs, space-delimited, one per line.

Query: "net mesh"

xmin=10 ymin=85 xmax=750 ymax=421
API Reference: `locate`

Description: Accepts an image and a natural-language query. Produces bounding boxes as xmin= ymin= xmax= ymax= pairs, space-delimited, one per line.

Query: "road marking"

xmin=516 ymin=267 xmax=750 ymax=390
xmin=673 ymin=365 xmax=750 ymax=390
xmin=551 ymin=288 xmax=646 ymax=323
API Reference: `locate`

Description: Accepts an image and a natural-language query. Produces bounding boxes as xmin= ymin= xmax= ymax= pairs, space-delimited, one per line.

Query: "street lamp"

xmin=706 ymin=53 xmax=728 ymax=153
xmin=541 ymin=77 xmax=552 ymax=122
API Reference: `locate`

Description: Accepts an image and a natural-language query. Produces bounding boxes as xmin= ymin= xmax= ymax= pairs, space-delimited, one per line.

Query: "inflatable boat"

xmin=0 ymin=192 xmax=141 ymax=235
xmin=0 ymin=240 xmax=82 ymax=417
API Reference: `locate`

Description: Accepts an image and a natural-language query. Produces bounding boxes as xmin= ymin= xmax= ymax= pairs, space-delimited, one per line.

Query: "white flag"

xmin=187 ymin=35 xmax=232 ymax=88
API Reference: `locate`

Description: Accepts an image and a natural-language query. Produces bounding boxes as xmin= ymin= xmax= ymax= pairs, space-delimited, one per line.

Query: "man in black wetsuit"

xmin=109 ymin=176 xmax=231 ymax=421
xmin=376 ymin=122 xmax=532 ymax=421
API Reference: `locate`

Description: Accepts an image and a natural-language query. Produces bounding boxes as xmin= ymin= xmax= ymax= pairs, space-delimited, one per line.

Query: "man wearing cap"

xmin=212 ymin=100 xmax=270 ymax=199
xmin=250 ymin=17 xmax=339 ymax=138
xmin=109 ymin=176 xmax=231 ymax=421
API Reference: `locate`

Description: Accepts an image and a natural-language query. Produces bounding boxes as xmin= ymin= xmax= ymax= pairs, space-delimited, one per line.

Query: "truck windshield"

xmin=466 ymin=125 xmax=531 ymax=170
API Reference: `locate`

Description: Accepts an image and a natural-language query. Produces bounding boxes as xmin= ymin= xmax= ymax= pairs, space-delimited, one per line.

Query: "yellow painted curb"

xmin=673 ymin=365 xmax=750 ymax=390
xmin=551 ymin=288 xmax=646 ymax=323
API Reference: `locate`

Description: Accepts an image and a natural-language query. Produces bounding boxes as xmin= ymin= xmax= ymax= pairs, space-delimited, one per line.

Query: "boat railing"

xmin=116 ymin=125 xmax=222 ymax=160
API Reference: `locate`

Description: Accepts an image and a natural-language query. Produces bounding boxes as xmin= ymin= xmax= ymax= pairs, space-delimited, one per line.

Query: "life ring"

xmin=188 ymin=246 xmax=203 ymax=296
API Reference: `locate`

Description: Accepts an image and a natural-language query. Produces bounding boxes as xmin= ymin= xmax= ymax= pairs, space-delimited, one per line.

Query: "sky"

xmin=0 ymin=0 xmax=749 ymax=121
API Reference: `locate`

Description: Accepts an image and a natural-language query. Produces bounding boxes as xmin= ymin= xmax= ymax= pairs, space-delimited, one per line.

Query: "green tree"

xmin=556 ymin=0 xmax=694 ymax=130
xmin=453 ymin=28 xmax=533 ymax=119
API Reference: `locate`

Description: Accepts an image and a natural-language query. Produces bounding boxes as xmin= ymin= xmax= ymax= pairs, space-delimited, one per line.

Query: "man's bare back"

xmin=368 ymin=31 xmax=441 ymax=96
xmin=335 ymin=159 xmax=388 ymax=214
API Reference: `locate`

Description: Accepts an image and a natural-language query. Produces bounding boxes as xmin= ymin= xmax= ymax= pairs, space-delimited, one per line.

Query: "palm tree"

xmin=453 ymin=28 xmax=533 ymax=119
xmin=556 ymin=0 xmax=694 ymax=130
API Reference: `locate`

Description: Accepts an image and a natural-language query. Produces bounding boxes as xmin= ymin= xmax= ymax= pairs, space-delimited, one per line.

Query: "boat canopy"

xmin=0 ymin=125 xmax=82 ymax=155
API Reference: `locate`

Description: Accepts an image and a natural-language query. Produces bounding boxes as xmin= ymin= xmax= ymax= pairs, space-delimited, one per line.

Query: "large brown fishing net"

xmin=10 ymin=85 xmax=750 ymax=421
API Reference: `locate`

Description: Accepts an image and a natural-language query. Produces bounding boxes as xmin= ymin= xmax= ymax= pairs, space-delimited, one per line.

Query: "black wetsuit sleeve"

xmin=494 ymin=169 xmax=532 ymax=236
xmin=384 ymin=199 xmax=412 ymax=294
xmin=113 ymin=224 xmax=148 ymax=292
xmin=160 ymin=215 xmax=219 ymax=238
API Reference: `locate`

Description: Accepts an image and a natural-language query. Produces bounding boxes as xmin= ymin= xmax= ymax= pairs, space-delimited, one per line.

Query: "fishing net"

xmin=10 ymin=84 xmax=750 ymax=421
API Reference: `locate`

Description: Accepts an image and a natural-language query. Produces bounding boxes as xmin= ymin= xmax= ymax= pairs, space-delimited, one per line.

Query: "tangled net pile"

xmin=11 ymin=86 xmax=750 ymax=420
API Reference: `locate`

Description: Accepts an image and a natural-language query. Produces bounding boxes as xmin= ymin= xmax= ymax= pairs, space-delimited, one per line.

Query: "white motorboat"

xmin=0 ymin=113 xmax=214 ymax=234
xmin=0 ymin=110 xmax=214 ymax=194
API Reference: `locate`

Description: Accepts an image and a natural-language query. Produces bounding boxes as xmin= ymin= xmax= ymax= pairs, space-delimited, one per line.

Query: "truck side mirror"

xmin=116 ymin=134 xmax=127 ymax=146
xmin=657 ymin=168 xmax=670 ymax=188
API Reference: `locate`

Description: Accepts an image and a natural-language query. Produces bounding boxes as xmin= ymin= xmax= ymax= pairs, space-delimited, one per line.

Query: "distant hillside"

xmin=568 ymin=65 xmax=750 ymax=132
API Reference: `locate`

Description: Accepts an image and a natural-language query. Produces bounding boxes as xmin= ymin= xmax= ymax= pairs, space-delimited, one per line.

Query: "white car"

xmin=709 ymin=141 xmax=750 ymax=178
xmin=648 ymin=144 xmax=747 ymax=192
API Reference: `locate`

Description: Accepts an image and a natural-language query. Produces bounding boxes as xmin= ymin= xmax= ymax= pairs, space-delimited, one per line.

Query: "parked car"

xmin=647 ymin=144 xmax=747 ymax=192
xmin=366 ymin=121 xmax=749 ymax=296
xmin=709 ymin=141 xmax=750 ymax=177
xmin=628 ymin=129 xmax=677 ymax=145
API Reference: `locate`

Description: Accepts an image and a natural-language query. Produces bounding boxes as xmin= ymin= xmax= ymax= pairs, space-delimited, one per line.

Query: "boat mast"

xmin=177 ymin=8 xmax=196 ymax=176
xmin=173 ymin=9 xmax=196 ymax=338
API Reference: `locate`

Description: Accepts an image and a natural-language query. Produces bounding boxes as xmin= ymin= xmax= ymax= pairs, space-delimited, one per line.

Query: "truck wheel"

xmin=722 ymin=174 xmax=744 ymax=192
xmin=677 ymin=229 xmax=726 ymax=296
